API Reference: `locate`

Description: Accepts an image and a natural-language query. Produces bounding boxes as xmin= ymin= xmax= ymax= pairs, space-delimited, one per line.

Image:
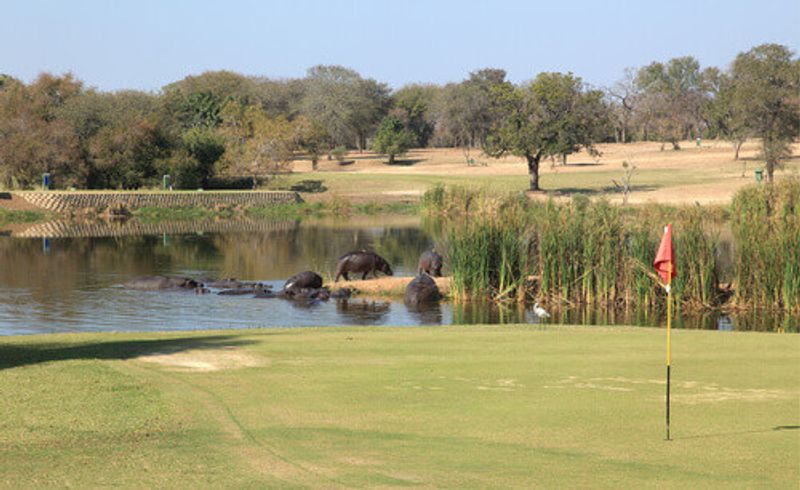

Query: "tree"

xmin=484 ymin=73 xmax=606 ymax=191
xmin=300 ymin=65 xmax=389 ymax=151
xmin=731 ymin=44 xmax=800 ymax=182
xmin=293 ymin=116 xmax=330 ymax=170
xmin=372 ymin=113 xmax=415 ymax=164
xmin=161 ymin=71 xmax=257 ymax=130
xmin=701 ymin=69 xmax=749 ymax=162
xmin=392 ymin=84 xmax=437 ymax=147
xmin=0 ymin=74 xmax=85 ymax=188
xmin=434 ymin=69 xmax=507 ymax=153
xmin=607 ymin=68 xmax=640 ymax=143
xmin=218 ymin=101 xmax=295 ymax=187
xmin=636 ymin=57 xmax=706 ymax=149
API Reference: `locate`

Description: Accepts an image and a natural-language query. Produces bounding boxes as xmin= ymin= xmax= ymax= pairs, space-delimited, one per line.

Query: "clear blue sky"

xmin=2 ymin=0 xmax=798 ymax=92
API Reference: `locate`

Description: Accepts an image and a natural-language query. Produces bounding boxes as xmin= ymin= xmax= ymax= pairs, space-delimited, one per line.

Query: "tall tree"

xmin=484 ymin=73 xmax=606 ymax=191
xmin=731 ymin=44 xmax=800 ymax=182
xmin=392 ymin=84 xmax=437 ymax=147
xmin=636 ymin=56 xmax=706 ymax=149
xmin=218 ymin=101 xmax=295 ymax=187
xmin=300 ymin=65 xmax=389 ymax=151
xmin=372 ymin=113 xmax=415 ymax=164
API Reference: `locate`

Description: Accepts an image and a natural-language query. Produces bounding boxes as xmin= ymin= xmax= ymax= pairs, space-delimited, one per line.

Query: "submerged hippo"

xmin=281 ymin=287 xmax=331 ymax=301
xmin=283 ymin=271 xmax=324 ymax=292
xmin=335 ymin=251 xmax=393 ymax=282
xmin=404 ymin=274 xmax=441 ymax=306
xmin=418 ymin=249 xmax=443 ymax=277
xmin=124 ymin=276 xmax=200 ymax=291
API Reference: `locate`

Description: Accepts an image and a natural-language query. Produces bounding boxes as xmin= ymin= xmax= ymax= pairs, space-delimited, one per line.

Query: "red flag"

xmin=654 ymin=224 xmax=676 ymax=284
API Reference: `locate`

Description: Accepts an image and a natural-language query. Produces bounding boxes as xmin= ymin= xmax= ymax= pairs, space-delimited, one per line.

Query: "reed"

xmin=730 ymin=179 xmax=800 ymax=312
xmin=423 ymin=186 xmax=726 ymax=310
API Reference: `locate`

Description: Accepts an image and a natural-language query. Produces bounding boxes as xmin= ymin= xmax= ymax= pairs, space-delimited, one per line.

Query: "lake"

xmin=0 ymin=216 xmax=794 ymax=335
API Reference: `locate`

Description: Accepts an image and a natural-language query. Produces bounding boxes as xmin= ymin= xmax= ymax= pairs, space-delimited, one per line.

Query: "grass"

xmin=0 ymin=208 xmax=45 ymax=225
xmin=0 ymin=326 xmax=797 ymax=487
xmin=131 ymin=201 xmax=419 ymax=223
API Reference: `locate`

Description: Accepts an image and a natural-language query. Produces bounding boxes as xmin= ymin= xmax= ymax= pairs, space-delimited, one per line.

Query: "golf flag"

xmin=654 ymin=223 xmax=675 ymax=441
xmin=653 ymin=224 xmax=676 ymax=284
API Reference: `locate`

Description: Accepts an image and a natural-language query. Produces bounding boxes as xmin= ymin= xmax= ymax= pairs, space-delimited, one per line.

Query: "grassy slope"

xmin=1 ymin=326 xmax=797 ymax=488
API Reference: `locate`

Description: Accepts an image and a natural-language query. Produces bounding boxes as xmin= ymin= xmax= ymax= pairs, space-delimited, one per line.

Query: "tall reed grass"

xmin=730 ymin=178 xmax=799 ymax=312
xmin=423 ymin=186 xmax=725 ymax=310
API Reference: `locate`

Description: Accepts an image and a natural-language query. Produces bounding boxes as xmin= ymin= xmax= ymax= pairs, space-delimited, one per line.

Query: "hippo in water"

xmin=124 ymin=276 xmax=200 ymax=291
xmin=283 ymin=271 xmax=324 ymax=292
xmin=404 ymin=273 xmax=441 ymax=306
xmin=335 ymin=251 xmax=393 ymax=282
xmin=418 ymin=249 xmax=443 ymax=277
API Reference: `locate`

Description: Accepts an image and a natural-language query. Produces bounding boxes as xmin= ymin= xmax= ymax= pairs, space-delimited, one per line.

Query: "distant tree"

xmin=484 ymin=72 xmax=606 ymax=191
xmin=701 ymin=69 xmax=750 ymax=163
xmin=218 ymin=101 xmax=295 ymax=187
xmin=393 ymin=84 xmax=437 ymax=147
xmin=636 ymin=56 xmax=707 ymax=149
xmin=161 ymin=71 xmax=257 ymax=130
xmin=88 ymin=116 xmax=171 ymax=189
xmin=434 ymin=69 xmax=507 ymax=153
xmin=731 ymin=44 xmax=800 ymax=182
xmin=607 ymin=68 xmax=640 ymax=143
xmin=293 ymin=115 xmax=330 ymax=170
xmin=0 ymin=74 xmax=85 ymax=188
xmin=301 ymin=65 xmax=389 ymax=151
xmin=372 ymin=113 xmax=415 ymax=164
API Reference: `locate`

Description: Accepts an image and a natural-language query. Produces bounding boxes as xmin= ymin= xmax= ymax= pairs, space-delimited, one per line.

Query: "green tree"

xmin=484 ymin=73 xmax=606 ymax=191
xmin=218 ymin=102 xmax=295 ymax=187
xmin=293 ymin=116 xmax=330 ymax=170
xmin=731 ymin=44 xmax=800 ymax=182
xmin=372 ymin=114 xmax=415 ymax=164
xmin=393 ymin=84 xmax=437 ymax=147
xmin=636 ymin=56 xmax=706 ymax=149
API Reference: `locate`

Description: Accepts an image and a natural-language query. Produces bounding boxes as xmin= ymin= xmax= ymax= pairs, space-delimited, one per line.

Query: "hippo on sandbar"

xmin=418 ymin=249 xmax=443 ymax=277
xmin=334 ymin=251 xmax=393 ymax=282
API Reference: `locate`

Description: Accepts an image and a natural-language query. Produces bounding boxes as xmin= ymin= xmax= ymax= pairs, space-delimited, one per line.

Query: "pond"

xmin=0 ymin=216 xmax=795 ymax=335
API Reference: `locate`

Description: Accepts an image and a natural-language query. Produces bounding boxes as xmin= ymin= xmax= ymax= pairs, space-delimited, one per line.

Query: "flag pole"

xmin=665 ymin=261 xmax=672 ymax=441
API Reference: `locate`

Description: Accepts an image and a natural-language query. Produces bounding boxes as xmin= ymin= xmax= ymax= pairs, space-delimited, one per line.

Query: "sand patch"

xmin=136 ymin=347 xmax=266 ymax=372
xmin=544 ymin=376 xmax=794 ymax=403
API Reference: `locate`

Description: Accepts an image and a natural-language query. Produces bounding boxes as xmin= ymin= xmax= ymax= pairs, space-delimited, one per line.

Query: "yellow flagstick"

xmin=666 ymin=261 xmax=672 ymax=441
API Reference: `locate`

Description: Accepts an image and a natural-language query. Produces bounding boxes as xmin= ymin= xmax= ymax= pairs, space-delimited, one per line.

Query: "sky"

xmin=2 ymin=0 xmax=799 ymax=92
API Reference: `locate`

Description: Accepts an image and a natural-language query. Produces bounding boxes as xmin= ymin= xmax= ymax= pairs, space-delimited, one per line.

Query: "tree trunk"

xmin=388 ymin=153 xmax=395 ymax=165
xmin=766 ymin=159 xmax=775 ymax=183
xmin=734 ymin=140 xmax=743 ymax=161
xmin=526 ymin=153 xmax=542 ymax=191
xmin=561 ymin=153 xmax=567 ymax=166
xmin=312 ymin=158 xmax=318 ymax=171
xmin=671 ymin=140 xmax=681 ymax=151
xmin=621 ymin=126 xmax=627 ymax=144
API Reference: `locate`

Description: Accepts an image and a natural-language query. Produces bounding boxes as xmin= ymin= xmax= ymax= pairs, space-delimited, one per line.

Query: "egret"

xmin=533 ymin=302 xmax=550 ymax=319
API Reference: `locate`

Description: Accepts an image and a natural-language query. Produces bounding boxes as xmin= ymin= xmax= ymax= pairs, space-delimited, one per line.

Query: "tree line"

xmin=0 ymin=43 xmax=797 ymax=191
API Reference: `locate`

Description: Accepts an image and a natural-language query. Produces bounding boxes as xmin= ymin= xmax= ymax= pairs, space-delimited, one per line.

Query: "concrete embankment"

xmin=13 ymin=191 xmax=301 ymax=212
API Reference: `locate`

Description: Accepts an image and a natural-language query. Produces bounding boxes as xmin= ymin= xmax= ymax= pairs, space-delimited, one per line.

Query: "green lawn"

xmin=1 ymin=326 xmax=797 ymax=487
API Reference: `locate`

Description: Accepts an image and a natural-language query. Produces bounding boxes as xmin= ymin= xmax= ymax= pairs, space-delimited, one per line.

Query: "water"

xmin=0 ymin=216 xmax=795 ymax=335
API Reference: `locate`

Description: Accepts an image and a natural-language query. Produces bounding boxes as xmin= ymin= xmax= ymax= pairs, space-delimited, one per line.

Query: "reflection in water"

xmin=0 ymin=217 xmax=795 ymax=335
xmin=405 ymin=302 xmax=443 ymax=325
xmin=336 ymin=299 xmax=391 ymax=325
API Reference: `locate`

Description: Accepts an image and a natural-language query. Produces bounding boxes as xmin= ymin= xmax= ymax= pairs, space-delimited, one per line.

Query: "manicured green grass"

xmin=1 ymin=326 xmax=797 ymax=487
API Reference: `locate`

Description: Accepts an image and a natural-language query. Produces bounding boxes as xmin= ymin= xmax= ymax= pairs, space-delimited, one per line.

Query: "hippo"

xmin=404 ymin=274 xmax=441 ymax=306
xmin=124 ymin=276 xmax=200 ymax=291
xmin=279 ymin=286 xmax=331 ymax=302
xmin=217 ymin=283 xmax=269 ymax=296
xmin=418 ymin=249 xmax=443 ymax=277
xmin=330 ymin=287 xmax=353 ymax=299
xmin=202 ymin=278 xmax=261 ymax=289
xmin=334 ymin=251 xmax=393 ymax=282
xmin=283 ymin=271 xmax=324 ymax=292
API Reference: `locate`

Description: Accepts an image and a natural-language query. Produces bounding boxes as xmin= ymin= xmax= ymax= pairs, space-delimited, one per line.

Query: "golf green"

xmin=1 ymin=325 xmax=797 ymax=487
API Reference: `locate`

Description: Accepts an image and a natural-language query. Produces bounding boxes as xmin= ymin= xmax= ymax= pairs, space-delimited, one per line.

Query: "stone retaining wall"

xmin=14 ymin=218 xmax=298 ymax=238
xmin=14 ymin=191 xmax=301 ymax=212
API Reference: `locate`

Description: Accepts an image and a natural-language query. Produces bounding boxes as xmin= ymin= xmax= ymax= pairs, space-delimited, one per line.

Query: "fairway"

xmin=1 ymin=326 xmax=797 ymax=487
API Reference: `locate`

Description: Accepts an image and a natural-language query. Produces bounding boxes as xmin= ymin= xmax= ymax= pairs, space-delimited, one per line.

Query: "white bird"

xmin=533 ymin=302 xmax=550 ymax=319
